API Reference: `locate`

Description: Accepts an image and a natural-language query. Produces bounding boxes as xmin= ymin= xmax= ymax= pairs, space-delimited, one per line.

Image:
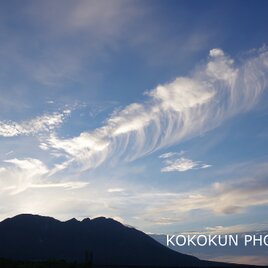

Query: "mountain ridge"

xmin=0 ymin=214 xmax=261 ymax=267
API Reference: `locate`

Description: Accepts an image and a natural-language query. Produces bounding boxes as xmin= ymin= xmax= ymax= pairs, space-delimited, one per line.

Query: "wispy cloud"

xmin=38 ymin=47 xmax=268 ymax=172
xmin=0 ymin=157 xmax=88 ymax=195
xmin=179 ymin=222 xmax=268 ymax=236
xmin=0 ymin=109 xmax=70 ymax=137
xmin=161 ymin=157 xmax=211 ymax=172
xmin=159 ymin=151 xmax=211 ymax=172
xmin=144 ymin=172 xmax=268 ymax=222
xmin=202 ymin=222 xmax=268 ymax=235
xmin=1 ymin=158 xmax=268 ymax=231
xmin=107 ymin=188 xmax=125 ymax=193
xmin=29 ymin=181 xmax=89 ymax=190
xmin=1 ymin=158 xmax=49 ymax=194
xmin=159 ymin=151 xmax=184 ymax=159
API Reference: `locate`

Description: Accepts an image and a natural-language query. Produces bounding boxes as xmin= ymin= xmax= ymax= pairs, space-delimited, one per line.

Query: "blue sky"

xmin=1 ymin=0 xmax=268 ymax=236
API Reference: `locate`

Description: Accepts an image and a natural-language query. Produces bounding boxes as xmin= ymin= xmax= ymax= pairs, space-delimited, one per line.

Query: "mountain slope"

xmin=0 ymin=214 xmax=252 ymax=267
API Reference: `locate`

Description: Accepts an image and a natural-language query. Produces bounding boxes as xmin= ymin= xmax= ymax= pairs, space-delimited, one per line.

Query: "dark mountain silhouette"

xmin=0 ymin=214 xmax=258 ymax=267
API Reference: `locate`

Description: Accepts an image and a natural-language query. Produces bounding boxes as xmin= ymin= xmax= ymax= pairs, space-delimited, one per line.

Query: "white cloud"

xmin=0 ymin=157 xmax=88 ymax=195
xmin=159 ymin=151 xmax=211 ymax=172
xmin=38 ymin=48 xmax=268 ymax=172
xmin=107 ymin=188 xmax=125 ymax=193
xmin=177 ymin=222 xmax=268 ymax=236
xmin=30 ymin=181 xmax=89 ymax=190
xmin=45 ymin=132 xmax=110 ymax=171
xmin=94 ymin=162 xmax=268 ymax=229
xmin=161 ymin=157 xmax=211 ymax=172
xmin=143 ymin=174 xmax=268 ymax=222
xmin=1 ymin=158 xmax=49 ymax=194
xmin=0 ymin=159 xmax=267 ymax=232
xmin=149 ymin=77 xmax=215 ymax=112
xmin=72 ymin=163 xmax=268 ymax=228
xmin=209 ymin=48 xmax=225 ymax=57
xmin=203 ymin=222 xmax=268 ymax=235
xmin=206 ymin=49 xmax=237 ymax=85
xmin=4 ymin=158 xmax=48 ymax=176
xmin=0 ymin=109 xmax=70 ymax=137
xmin=159 ymin=151 xmax=185 ymax=159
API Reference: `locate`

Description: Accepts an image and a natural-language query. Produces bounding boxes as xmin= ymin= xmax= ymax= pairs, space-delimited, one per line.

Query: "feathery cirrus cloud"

xmin=39 ymin=47 xmax=268 ymax=172
xmin=1 ymin=48 xmax=267 ymax=175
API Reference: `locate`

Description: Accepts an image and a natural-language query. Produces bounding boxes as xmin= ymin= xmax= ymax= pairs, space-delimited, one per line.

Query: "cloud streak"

xmin=39 ymin=47 xmax=268 ymax=172
xmin=159 ymin=151 xmax=184 ymax=159
xmin=161 ymin=157 xmax=211 ymax=172
xmin=0 ymin=157 xmax=88 ymax=195
xmin=0 ymin=110 xmax=70 ymax=137
xmin=143 ymin=173 xmax=268 ymax=223
xmin=1 ymin=47 xmax=264 ymax=172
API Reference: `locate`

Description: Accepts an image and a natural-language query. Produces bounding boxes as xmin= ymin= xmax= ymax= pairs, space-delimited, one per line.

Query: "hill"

xmin=0 ymin=214 xmax=260 ymax=267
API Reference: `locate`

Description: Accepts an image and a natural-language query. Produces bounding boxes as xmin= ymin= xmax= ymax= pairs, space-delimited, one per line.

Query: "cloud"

xmin=209 ymin=48 xmax=225 ymax=57
xmin=0 ymin=109 xmax=70 ymax=137
xmin=29 ymin=181 xmax=89 ymax=190
xmin=159 ymin=151 xmax=211 ymax=172
xmin=0 ymin=158 xmax=49 ymax=194
xmin=143 ymin=172 xmax=268 ymax=222
xmin=94 ymin=162 xmax=268 ymax=229
xmin=161 ymin=157 xmax=211 ymax=172
xmin=107 ymin=188 xmax=125 ymax=193
xmin=159 ymin=151 xmax=184 ymax=159
xmin=4 ymin=158 xmax=48 ymax=176
xmin=203 ymin=223 xmax=268 ymax=235
xmin=1 ymin=158 xmax=267 ymax=232
xmin=145 ymin=217 xmax=179 ymax=225
xmin=181 ymin=222 xmax=268 ymax=235
xmin=44 ymin=131 xmax=110 ymax=171
xmin=39 ymin=47 xmax=268 ymax=172
xmin=0 ymin=157 xmax=88 ymax=195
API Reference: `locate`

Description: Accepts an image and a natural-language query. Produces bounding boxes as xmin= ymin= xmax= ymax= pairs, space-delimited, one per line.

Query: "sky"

xmin=1 ymin=0 xmax=268 ymax=236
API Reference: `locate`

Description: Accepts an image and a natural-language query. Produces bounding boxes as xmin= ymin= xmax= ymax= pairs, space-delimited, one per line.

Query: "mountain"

xmin=0 ymin=214 xmax=257 ymax=267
